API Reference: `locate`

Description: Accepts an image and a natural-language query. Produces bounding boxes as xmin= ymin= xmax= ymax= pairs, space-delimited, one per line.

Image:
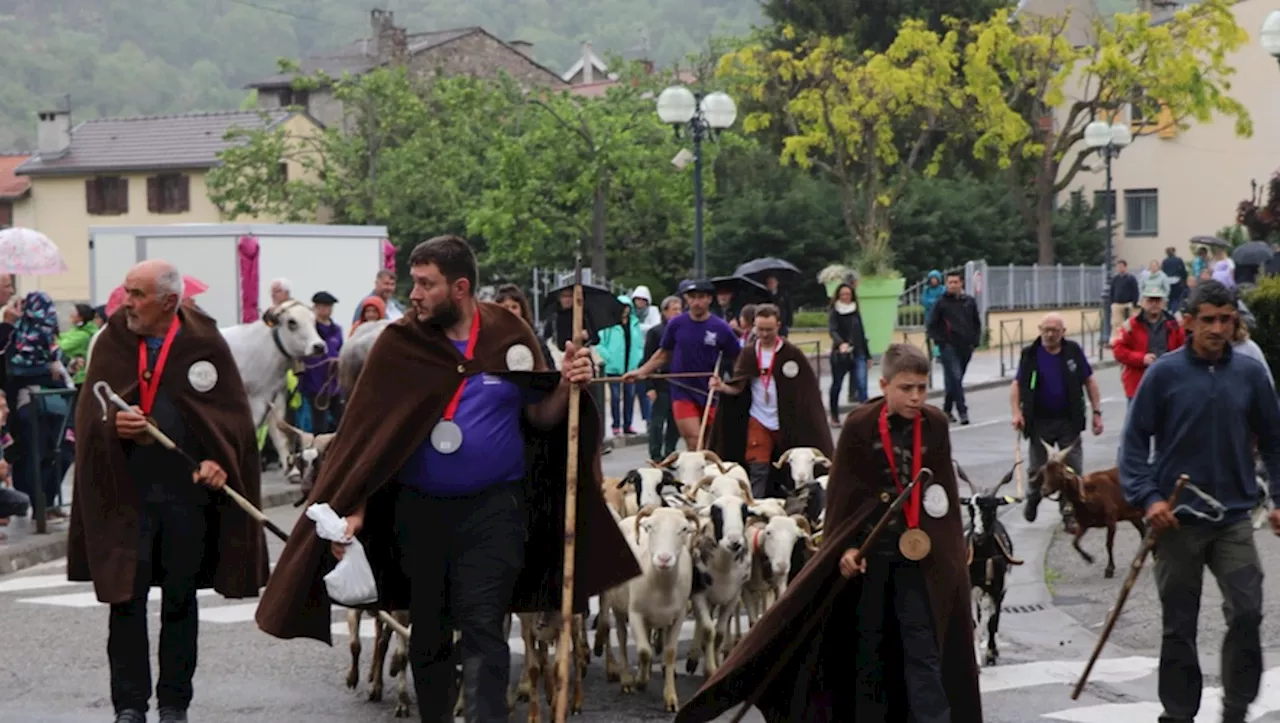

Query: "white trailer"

xmin=88 ymin=223 xmax=389 ymax=327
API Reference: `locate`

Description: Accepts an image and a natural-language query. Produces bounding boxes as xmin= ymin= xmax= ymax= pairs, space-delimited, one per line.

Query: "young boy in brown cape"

xmin=674 ymin=343 xmax=981 ymax=723
xmin=706 ymin=304 xmax=833 ymax=499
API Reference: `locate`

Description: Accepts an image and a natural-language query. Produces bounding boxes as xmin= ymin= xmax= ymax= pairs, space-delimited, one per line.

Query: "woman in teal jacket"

xmin=598 ymin=294 xmax=644 ymax=435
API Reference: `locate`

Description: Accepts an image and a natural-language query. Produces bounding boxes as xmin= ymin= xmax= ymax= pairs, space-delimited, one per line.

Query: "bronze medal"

xmin=898 ymin=528 xmax=931 ymax=561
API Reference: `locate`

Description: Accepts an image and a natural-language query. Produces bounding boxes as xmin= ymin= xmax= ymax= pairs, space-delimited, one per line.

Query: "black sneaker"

xmin=960 ymin=413 xmax=970 ymax=426
xmin=159 ymin=708 xmax=188 ymax=723
xmin=114 ymin=711 xmax=145 ymax=723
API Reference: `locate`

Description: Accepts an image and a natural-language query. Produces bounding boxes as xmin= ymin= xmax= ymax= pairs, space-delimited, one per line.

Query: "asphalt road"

xmin=4 ymin=366 xmax=1252 ymax=723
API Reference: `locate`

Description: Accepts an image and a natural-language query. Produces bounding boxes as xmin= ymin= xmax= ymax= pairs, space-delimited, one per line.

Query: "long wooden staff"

xmin=554 ymin=258 xmax=585 ymax=723
xmin=92 ymin=381 xmax=412 ymax=641
xmin=696 ymin=352 xmax=723 ymax=451
xmin=591 ymin=371 xmax=713 ymax=384
xmin=1071 ymin=473 xmax=1189 ymax=700
xmin=1014 ymin=434 xmax=1025 ymax=500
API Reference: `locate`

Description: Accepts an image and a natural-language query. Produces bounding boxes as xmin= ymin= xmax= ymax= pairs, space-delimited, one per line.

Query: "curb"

xmin=0 ymin=487 xmax=302 ymax=577
xmin=603 ymin=360 xmax=1120 ymax=452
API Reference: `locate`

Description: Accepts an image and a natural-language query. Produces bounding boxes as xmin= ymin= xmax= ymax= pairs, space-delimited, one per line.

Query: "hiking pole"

xmin=92 ymin=381 xmax=412 ymax=641
xmin=1071 ymin=473 xmax=1189 ymax=700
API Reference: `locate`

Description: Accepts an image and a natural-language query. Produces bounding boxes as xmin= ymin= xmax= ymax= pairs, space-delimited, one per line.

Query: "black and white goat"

xmin=959 ymin=464 xmax=1024 ymax=667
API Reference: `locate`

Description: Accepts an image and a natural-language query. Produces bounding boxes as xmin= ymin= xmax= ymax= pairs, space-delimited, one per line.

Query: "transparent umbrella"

xmin=0 ymin=227 xmax=68 ymax=276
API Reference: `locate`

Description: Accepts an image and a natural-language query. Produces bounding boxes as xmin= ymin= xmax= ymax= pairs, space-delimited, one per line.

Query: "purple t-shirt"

xmin=400 ymin=339 xmax=527 ymax=496
xmin=1018 ymin=345 xmax=1093 ymax=416
xmin=660 ymin=313 xmax=741 ymax=403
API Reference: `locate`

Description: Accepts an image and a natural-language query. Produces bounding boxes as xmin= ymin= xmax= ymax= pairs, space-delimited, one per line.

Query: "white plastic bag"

xmin=306 ymin=503 xmax=379 ymax=607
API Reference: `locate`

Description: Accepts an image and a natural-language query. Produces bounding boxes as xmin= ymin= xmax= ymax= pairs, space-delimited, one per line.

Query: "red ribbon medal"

xmin=137 ymin=319 xmax=182 ymax=415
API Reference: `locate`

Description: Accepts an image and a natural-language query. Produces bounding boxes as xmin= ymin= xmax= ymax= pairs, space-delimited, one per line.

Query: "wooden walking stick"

xmin=696 ymin=352 xmax=723 ymax=451
xmin=1014 ymin=434 xmax=1025 ymax=500
xmin=1071 ymin=473 xmax=1190 ymax=700
xmin=554 ymin=257 xmax=585 ymax=723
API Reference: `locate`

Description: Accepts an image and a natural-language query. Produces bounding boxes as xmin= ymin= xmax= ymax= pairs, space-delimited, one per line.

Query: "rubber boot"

xmin=748 ymin=463 xmax=771 ymax=500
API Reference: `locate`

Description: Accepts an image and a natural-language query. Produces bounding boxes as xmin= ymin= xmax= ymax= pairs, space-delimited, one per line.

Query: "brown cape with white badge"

xmin=67 ymin=306 xmax=269 ymax=603
xmin=255 ymin=301 xmax=640 ymax=644
xmin=675 ymin=399 xmax=980 ymax=722
xmin=707 ymin=339 xmax=833 ymax=487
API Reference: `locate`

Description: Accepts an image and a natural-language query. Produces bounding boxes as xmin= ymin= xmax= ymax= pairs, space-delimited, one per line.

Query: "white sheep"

xmin=603 ymin=505 xmax=701 ymax=712
xmin=616 ymin=468 xmax=691 ymax=516
xmin=690 ymin=474 xmax=754 ymax=508
xmin=773 ymin=447 xmax=832 ymax=487
xmin=651 ymin=449 xmax=728 ymax=488
xmin=703 ymin=460 xmax=750 ymax=487
xmin=685 ymin=495 xmax=753 ymax=677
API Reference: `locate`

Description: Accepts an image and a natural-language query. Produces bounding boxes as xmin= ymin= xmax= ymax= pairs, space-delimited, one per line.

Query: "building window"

xmin=147 ymin=173 xmax=190 ymax=213
xmin=1093 ymin=189 xmax=1115 ymax=217
xmin=279 ymin=89 xmax=310 ymax=109
xmin=85 ymin=176 xmax=128 ymax=215
xmin=1124 ymin=189 xmax=1159 ymax=237
xmin=277 ymin=162 xmax=289 ymax=184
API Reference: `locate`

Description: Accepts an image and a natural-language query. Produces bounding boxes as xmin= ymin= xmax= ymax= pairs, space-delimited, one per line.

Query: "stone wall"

xmin=408 ymin=32 xmax=567 ymax=90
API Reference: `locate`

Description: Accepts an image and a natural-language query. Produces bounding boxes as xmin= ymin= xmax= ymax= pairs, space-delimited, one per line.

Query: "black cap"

xmin=312 ymin=291 xmax=338 ymax=305
xmin=682 ymin=278 xmax=715 ymax=294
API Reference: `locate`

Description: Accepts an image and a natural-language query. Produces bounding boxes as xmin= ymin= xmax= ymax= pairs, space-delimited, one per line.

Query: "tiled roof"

xmin=247 ymin=28 xmax=477 ymax=88
xmin=15 ymin=110 xmax=295 ymax=176
xmin=0 ymin=154 xmax=32 ymax=198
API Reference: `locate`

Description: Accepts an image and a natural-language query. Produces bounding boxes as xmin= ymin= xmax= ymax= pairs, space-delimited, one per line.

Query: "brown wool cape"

xmin=707 ymin=339 xmax=834 ymax=475
xmin=67 ymin=307 xmax=270 ymax=603
xmin=676 ymin=399 xmax=981 ymax=723
xmin=255 ymin=302 xmax=641 ymax=644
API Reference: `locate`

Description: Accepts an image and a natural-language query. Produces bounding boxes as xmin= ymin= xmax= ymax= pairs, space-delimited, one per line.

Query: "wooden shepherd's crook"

xmin=1071 ymin=473 xmax=1190 ymax=700
xmin=1014 ymin=434 xmax=1025 ymax=500
xmin=554 ymin=258 xmax=585 ymax=723
xmin=695 ymin=352 xmax=723 ymax=451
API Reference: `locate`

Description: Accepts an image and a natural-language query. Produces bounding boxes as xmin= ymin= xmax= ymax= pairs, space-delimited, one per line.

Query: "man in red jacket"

xmin=1112 ymin=283 xmax=1186 ymax=404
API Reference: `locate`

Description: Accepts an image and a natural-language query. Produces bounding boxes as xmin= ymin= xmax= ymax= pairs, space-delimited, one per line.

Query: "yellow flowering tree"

xmin=969 ymin=0 xmax=1250 ymax=263
xmin=718 ymin=21 xmax=1029 ymax=277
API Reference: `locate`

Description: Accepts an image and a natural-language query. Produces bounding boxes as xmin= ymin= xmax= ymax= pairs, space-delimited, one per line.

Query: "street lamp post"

xmin=656 ymin=86 xmax=737 ymax=279
xmin=1262 ymin=10 xmax=1280 ymax=67
xmin=1085 ymin=119 xmax=1132 ymax=344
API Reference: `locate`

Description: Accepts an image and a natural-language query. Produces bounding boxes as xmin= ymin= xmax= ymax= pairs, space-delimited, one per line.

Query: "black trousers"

xmin=854 ymin=559 xmax=951 ymax=723
xmin=109 ymin=496 xmax=208 ymax=714
xmin=396 ymin=482 xmax=526 ymax=723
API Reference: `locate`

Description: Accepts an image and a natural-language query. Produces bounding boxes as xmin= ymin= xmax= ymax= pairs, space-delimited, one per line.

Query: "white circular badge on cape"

xmin=431 ymin=421 xmax=464 ymax=454
xmin=506 ymin=343 xmax=534 ymax=371
xmin=923 ymin=484 xmax=950 ymax=519
xmin=187 ymin=361 xmax=218 ymax=393
xmin=781 ymin=360 xmax=800 ymax=379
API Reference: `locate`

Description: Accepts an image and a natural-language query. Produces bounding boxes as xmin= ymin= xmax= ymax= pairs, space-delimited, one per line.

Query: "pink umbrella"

xmin=106 ymin=275 xmax=209 ymax=317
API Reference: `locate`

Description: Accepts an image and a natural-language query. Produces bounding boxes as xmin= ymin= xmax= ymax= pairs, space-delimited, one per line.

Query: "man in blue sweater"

xmin=1121 ymin=279 xmax=1280 ymax=723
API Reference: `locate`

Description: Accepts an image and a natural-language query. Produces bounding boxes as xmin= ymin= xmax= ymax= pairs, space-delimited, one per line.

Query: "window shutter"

xmin=117 ymin=178 xmax=129 ymax=214
xmin=85 ymin=179 xmax=100 ymax=215
xmin=178 ymin=175 xmax=190 ymax=212
xmin=147 ymin=176 xmax=160 ymax=213
xmin=1157 ymin=105 xmax=1176 ymax=139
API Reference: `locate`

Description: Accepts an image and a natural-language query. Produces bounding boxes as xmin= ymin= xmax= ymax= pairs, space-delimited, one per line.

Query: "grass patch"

xmin=1044 ymin=565 xmax=1062 ymax=595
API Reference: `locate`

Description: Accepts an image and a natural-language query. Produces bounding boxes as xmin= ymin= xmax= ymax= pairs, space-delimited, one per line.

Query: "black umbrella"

xmin=711 ymin=275 xmax=771 ymax=305
xmin=1191 ymin=234 xmax=1231 ymax=249
xmin=541 ymin=281 xmax=626 ymax=336
xmin=733 ymin=257 xmax=801 ymax=281
xmin=1232 ymin=240 xmax=1274 ymax=267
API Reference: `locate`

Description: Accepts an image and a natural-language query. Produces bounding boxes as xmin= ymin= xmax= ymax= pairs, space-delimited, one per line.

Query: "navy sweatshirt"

xmin=1120 ymin=344 xmax=1280 ymax=524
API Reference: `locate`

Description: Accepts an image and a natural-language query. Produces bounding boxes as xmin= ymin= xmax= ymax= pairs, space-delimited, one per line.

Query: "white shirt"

xmin=749 ymin=342 xmax=780 ymax=431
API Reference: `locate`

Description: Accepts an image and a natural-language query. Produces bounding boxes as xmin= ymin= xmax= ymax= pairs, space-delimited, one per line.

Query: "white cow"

xmin=220 ymin=300 xmax=327 ymax=427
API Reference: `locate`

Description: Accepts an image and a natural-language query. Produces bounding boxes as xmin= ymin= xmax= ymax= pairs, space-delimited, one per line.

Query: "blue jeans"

xmin=939 ymin=345 xmax=973 ymax=416
xmin=829 ymin=353 xmax=868 ymax=418
xmin=609 ymin=381 xmax=636 ymax=430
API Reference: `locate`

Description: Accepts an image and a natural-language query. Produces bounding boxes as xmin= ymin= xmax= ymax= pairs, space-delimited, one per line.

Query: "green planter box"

xmin=858 ymin=275 xmax=906 ymax=356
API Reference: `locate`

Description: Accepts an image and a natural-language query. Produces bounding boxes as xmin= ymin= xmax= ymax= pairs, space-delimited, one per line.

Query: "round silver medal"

xmin=430 ymin=420 xmax=464 ymax=454
xmin=923 ymin=484 xmax=950 ymax=519
xmin=781 ymin=360 xmax=800 ymax=378
xmin=506 ymin=343 xmax=534 ymax=371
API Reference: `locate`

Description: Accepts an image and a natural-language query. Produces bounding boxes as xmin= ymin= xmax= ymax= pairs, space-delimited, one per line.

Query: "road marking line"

xmin=15 ymin=588 xmax=217 ymax=608
xmin=200 ymin=602 xmax=260 ymax=624
xmin=977 ymin=656 xmax=1157 ymax=693
xmin=0 ymin=574 xmax=78 ymax=593
xmin=1042 ymin=665 xmax=1280 ymax=721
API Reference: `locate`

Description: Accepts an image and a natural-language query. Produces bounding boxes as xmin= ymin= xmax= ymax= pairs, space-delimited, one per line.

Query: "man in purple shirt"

xmin=626 ymin=279 xmax=740 ymax=450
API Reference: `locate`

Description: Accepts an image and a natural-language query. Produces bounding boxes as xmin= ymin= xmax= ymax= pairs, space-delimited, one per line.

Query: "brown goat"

xmin=1037 ymin=439 xmax=1146 ymax=578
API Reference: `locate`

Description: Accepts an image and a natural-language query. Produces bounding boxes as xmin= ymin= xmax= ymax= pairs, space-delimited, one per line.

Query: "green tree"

xmin=761 ymin=0 xmax=1007 ymax=51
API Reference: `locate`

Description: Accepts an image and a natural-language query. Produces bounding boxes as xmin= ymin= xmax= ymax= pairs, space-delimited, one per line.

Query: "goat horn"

xmin=682 ymin=507 xmax=702 ymax=527
xmin=701 ymin=450 xmax=727 ymax=473
xmin=633 ymin=504 xmax=660 ymax=538
xmin=735 ymin=478 xmax=756 ymax=504
xmin=774 ymin=448 xmax=793 ymax=469
xmin=1040 ymin=439 xmax=1057 ymax=458
xmin=813 ymin=449 xmax=832 ymax=466
xmin=653 ymin=452 xmax=680 ymax=468
xmin=313 ymin=433 xmax=336 ymax=454
xmin=791 ymin=515 xmax=812 ymax=534
xmin=804 ymin=535 xmax=820 ymax=553
xmin=691 ymin=475 xmax=716 ymax=493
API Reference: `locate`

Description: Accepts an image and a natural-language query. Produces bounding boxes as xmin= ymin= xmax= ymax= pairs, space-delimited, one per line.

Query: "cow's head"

xmin=263 ymin=300 xmax=327 ymax=359
xmin=275 ymin=419 xmax=335 ymax=504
